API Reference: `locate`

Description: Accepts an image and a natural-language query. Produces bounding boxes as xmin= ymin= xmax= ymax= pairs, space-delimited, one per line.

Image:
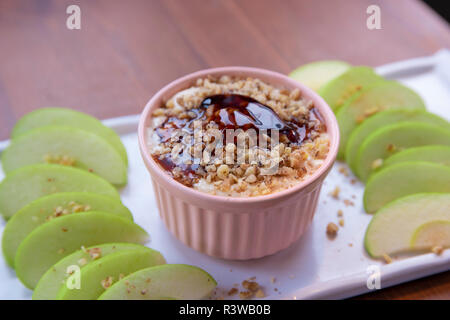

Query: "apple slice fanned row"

xmin=56 ymin=246 xmax=166 ymax=300
xmin=289 ymin=61 xmax=450 ymax=260
xmin=2 ymin=192 xmax=133 ymax=268
xmin=33 ymin=243 xmax=148 ymax=300
xmin=365 ymin=193 xmax=450 ymax=258
xmin=355 ymin=122 xmax=450 ymax=182
xmin=346 ymin=110 xmax=450 ymax=173
xmin=15 ymin=211 xmax=149 ymax=289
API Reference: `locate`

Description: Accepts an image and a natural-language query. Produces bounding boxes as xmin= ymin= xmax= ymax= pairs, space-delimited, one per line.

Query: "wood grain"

xmin=0 ymin=0 xmax=449 ymax=299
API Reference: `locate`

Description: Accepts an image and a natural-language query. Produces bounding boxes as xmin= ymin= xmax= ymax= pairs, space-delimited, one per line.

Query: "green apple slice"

xmin=365 ymin=193 xmax=450 ymax=257
xmin=0 ymin=164 xmax=119 ymax=219
xmin=318 ymin=66 xmax=383 ymax=112
xmin=11 ymin=107 xmax=127 ymax=166
xmin=15 ymin=211 xmax=149 ymax=289
xmin=383 ymin=145 xmax=450 ymax=168
xmin=355 ymin=122 xmax=450 ymax=182
xmin=33 ymin=243 xmax=145 ymax=300
xmin=57 ymin=247 xmax=166 ymax=300
xmin=289 ymin=60 xmax=351 ymax=92
xmin=336 ymin=81 xmax=426 ymax=159
xmin=410 ymin=220 xmax=450 ymax=249
xmin=346 ymin=110 xmax=449 ymax=172
xmin=2 ymin=126 xmax=127 ymax=186
xmin=364 ymin=162 xmax=450 ymax=213
xmin=2 ymin=192 xmax=132 ymax=267
xmin=98 ymin=264 xmax=217 ymax=300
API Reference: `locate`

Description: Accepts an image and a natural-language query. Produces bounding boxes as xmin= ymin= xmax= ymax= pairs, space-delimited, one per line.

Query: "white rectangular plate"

xmin=1 ymin=50 xmax=449 ymax=300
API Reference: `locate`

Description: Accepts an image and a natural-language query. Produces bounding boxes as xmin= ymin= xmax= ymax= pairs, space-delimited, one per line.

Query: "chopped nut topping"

xmin=383 ymin=253 xmax=392 ymax=264
xmin=343 ymin=199 xmax=354 ymax=207
xmin=337 ymin=209 xmax=343 ymax=217
xmin=255 ymin=289 xmax=266 ymax=298
xmin=329 ymin=186 xmax=341 ymax=199
xmin=371 ymin=158 xmax=383 ymax=170
xmin=228 ymin=288 xmax=238 ymax=296
xmin=338 ymin=166 xmax=349 ymax=177
xmin=101 ymin=276 xmax=114 ymax=289
xmin=148 ymin=76 xmax=329 ymax=197
xmin=339 ymin=219 xmax=345 ymax=227
xmin=239 ymin=291 xmax=253 ymax=299
xmin=87 ymin=247 xmax=102 ymax=260
xmin=44 ymin=154 xmax=76 ymax=166
xmin=431 ymin=246 xmax=444 ymax=255
xmin=386 ymin=144 xmax=396 ymax=152
xmin=326 ymin=222 xmax=339 ymax=238
xmin=242 ymin=280 xmax=259 ymax=292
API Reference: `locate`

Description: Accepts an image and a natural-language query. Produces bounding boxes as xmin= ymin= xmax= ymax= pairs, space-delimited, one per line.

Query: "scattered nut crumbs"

xmin=87 ymin=247 xmax=102 ymax=260
xmin=78 ymin=258 xmax=87 ymax=266
xmin=348 ymin=243 xmax=353 ymax=247
xmin=337 ymin=209 xmax=343 ymax=217
xmin=46 ymin=201 xmax=91 ymax=221
xmin=239 ymin=291 xmax=253 ymax=299
xmin=339 ymin=219 xmax=345 ymax=227
xmin=228 ymin=288 xmax=238 ymax=296
xmin=101 ymin=276 xmax=114 ymax=289
xmin=338 ymin=166 xmax=349 ymax=177
xmin=242 ymin=280 xmax=259 ymax=292
xmin=371 ymin=158 xmax=383 ymax=170
xmin=350 ymin=179 xmax=357 ymax=184
xmin=326 ymin=222 xmax=339 ymax=238
xmin=270 ymin=277 xmax=276 ymax=284
xmin=343 ymin=199 xmax=354 ymax=207
xmin=255 ymin=289 xmax=266 ymax=298
xmin=386 ymin=144 xmax=396 ymax=152
xmin=383 ymin=253 xmax=392 ymax=264
xmin=329 ymin=186 xmax=340 ymax=199
xmin=431 ymin=246 xmax=444 ymax=255
xmin=44 ymin=154 xmax=76 ymax=166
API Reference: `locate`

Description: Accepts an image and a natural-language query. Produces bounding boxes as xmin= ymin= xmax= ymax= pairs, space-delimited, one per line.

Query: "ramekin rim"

xmin=138 ymin=66 xmax=339 ymax=204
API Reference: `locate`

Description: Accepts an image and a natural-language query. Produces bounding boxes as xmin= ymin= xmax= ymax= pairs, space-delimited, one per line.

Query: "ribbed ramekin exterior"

xmin=151 ymin=178 xmax=323 ymax=260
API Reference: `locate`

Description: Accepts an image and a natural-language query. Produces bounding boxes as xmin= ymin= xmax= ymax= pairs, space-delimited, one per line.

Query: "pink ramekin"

xmin=138 ymin=67 xmax=339 ymax=260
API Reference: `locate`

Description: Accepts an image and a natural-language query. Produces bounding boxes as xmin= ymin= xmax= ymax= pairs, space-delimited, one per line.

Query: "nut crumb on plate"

xmin=326 ymin=222 xmax=339 ymax=238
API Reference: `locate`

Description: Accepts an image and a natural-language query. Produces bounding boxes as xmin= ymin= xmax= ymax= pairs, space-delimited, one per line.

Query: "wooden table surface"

xmin=0 ymin=0 xmax=449 ymax=299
